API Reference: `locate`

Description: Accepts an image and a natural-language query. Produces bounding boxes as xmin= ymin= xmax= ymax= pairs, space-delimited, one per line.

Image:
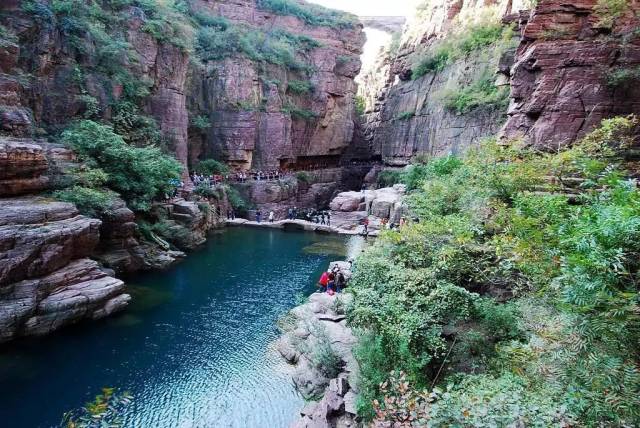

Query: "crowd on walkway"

xmin=317 ymin=262 xmax=351 ymax=295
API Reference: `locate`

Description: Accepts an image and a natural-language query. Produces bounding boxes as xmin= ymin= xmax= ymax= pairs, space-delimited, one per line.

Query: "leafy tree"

xmin=61 ymin=120 xmax=182 ymax=211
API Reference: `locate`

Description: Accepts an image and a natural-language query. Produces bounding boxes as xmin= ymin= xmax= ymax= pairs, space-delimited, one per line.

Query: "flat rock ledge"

xmin=277 ymin=263 xmax=359 ymax=428
xmin=0 ymin=197 xmax=130 ymax=342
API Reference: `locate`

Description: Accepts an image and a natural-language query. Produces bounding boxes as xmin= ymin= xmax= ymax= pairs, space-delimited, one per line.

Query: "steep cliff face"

xmin=501 ymin=0 xmax=640 ymax=148
xmin=361 ymin=0 xmax=640 ymax=163
xmin=0 ymin=0 xmax=366 ymax=340
xmin=359 ymin=0 xmax=532 ymax=165
xmin=186 ymin=0 xmax=365 ymax=171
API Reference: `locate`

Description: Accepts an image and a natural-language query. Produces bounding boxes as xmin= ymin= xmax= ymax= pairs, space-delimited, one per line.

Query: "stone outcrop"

xmin=234 ymin=165 xmax=373 ymax=218
xmin=0 ymin=198 xmax=130 ymax=342
xmin=500 ymin=0 xmax=640 ymax=148
xmin=331 ymin=184 xmax=407 ymax=223
xmin=277 ymin=263 xmax=359 ymax=428
xmin=187 ymin=0 xmax=366 ymax=171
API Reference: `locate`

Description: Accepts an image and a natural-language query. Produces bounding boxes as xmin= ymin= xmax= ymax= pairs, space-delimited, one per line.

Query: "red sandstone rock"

xmin=501 ymin=0 xmax=640 ymax=148
xmin=0 ymin=198 xmax=130 ymax=342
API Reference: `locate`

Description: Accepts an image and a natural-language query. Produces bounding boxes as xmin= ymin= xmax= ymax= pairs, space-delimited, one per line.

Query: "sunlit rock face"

xmin=500 ymin=0 xmax=640 ymax=149
xmin=358 ymin=0 xmax=531 ymax=166
xmin=187 ymin=0 xmax=366 ymax=171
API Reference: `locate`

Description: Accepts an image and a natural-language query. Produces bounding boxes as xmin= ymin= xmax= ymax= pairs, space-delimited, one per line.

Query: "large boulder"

xmin=329 ymin=191 xmax=364 ymax=212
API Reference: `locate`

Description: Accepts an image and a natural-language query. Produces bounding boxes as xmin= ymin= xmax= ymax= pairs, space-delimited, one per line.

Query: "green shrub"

xmin=295 ymin=171 xmax=311 ymax=183
xmin=256 ymin=0 xmax=357 ymax=29
xmin=194 ymin=185 xmax=220 ymax=199
xmin=282 ymin=103 xmax=317 ymax=121
xmin=594 ymin=0 xmax=629 ymax=28
xmin=224 ymin=185 xmax=250 ymax=211
xmin=190 ymin=115 xmax=210 ymax=131
xmin=606 ymin=66 xmax=640 ymax=88
xmin=350 ymin=117 xmax=640 ymax=426
xmin=354 ymin=95 xmax=366 ymax=116
xmin=287 ymin=80 xmax=313 ymax=94
xmin=196 ymin=23 xmax=316 ymax=71
xmin=21 ymin=1 xmax=54 ymax=24
xmin=53 ymin=186 xmax=115 ymax=217
xmin=411 ymin=22 xmax=515 ymax=80
xmin=194 ymin=159 xmax=229 ymax=175
xmin=61 ymin=120 xmax=182 ymax=211
xmin=76 ymin=94 xmax=100 ymax=119
xmin=442 ymin=75 xmax=509 ymax=114
xmin=134 ymin=0 xmax=194 ymax=50
xmin=377 ymin=170 xmax=402 ymax=187
xmin=457 ymin=23 xmax=504 ymax=54
xmin=413 ymin=46 xmax=451 ymax=78
xmin=111 ymin=101 xmax=162 ymax=147
xmin=396 ymin=111 xmax=415 ymax=121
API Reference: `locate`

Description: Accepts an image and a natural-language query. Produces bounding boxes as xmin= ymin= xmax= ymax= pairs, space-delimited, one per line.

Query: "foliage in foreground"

xmin=60 ymin=387 xmax=132 ymax=428
xmin=348 ymin=116 xmax=640 ymax=426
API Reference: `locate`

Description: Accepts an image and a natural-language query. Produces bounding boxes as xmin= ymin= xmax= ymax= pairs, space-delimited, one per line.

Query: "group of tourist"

xmin=287 ymin=207 xmax=331 ymax=225
xmin=191 ymin=173 xmax=224 ymax=187
xmin=317 ymin=264 xmax=349 ymax=295
xmin=254 ymin=210 xmax=276 ymax=223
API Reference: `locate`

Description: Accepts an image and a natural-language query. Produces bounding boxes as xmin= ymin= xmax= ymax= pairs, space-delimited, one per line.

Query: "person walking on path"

xmin=256 ymin=210 xmax=262 ymax=223
xmin=320 ymin=212 xmax=326 ymax=225
xmin=268 ymin=211 xmax=275 ymax=223
xmin=363 ymin=217 xmax=369 ymax=234
xmin=326 ymin=211 xmax=331 ymax=226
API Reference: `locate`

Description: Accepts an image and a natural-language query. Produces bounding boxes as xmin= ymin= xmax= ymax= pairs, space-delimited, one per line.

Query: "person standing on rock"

xmin=320 ymin=212 xmax=326 ymax=225
xmin=327 ymin=272 xmax=336 ymax=295
xmin=318 ymin=271 xmax=329 ymax=293
xmin=256 ymin=210 xmax=262 ymax=223
xmin=363 ymin=217 xmax=369 ymax=235
xmin=336 ymin=272 xmax=346 ymax=293
xmin=326 ymin=211 xmax=331 ymax=226
xmin=269 ymin=211 xmax=275 ymax=223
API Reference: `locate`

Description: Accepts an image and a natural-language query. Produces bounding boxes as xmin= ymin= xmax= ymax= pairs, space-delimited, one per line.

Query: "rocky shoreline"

xmin=276 ymin=261 xmax=360 ymax=428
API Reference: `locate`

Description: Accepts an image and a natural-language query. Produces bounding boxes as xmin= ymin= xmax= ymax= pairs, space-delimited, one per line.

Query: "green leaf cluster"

xmin=350 ymin=116 xmax=640 ymax=426
xmin=256 ymin=0 xmax=357 ymax=29
xmin=61 ymin=120 xmax=182 ymax=211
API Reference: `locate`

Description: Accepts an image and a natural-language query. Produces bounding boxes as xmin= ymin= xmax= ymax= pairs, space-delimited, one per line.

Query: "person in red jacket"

xmin=318 ymin=271 xmax=330 ymax=293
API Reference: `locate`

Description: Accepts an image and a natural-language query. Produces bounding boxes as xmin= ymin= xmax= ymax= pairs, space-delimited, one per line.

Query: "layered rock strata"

xmin=500 ymin=0 xmax=640 ymax=148
xmin=187 ymin=0 xmax=366 ymax=171
xmin=358 ymin=0 xmax=530 ymax=165
xmin=0 ymin=197 xmax=130 ymax=342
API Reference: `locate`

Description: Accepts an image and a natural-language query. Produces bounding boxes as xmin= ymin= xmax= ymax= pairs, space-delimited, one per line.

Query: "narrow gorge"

xmin=1 ymin=0 xmax=639 ymax=426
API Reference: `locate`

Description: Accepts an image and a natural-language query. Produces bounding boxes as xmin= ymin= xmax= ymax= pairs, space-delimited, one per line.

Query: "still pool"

xmin=0 ymin=228 xmax=364 ymax=428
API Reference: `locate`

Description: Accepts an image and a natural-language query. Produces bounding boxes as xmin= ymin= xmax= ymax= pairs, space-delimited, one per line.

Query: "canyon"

xmin=1 ymin=0 xmax=640 ymax=424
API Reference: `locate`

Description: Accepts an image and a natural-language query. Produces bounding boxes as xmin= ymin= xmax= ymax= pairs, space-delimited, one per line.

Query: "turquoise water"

xmin=0 ymin=228 xmax=363 ymax=428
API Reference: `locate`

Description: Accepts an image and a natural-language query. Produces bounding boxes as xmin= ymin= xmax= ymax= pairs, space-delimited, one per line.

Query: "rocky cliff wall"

xmin=359 ymin=0 xmax=640 ymax=163
xmin=0 ymin=136 xmax=131 ymax=342
xmin=358 ymin=0 xmax=532 ymax=165
xmin=0 ymin=0 xmax=366 ymax=340
xmin=501 ymin=0 xmax=640 ymax=148
xmin=186 ymin=0 xmax=365 ymax=171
